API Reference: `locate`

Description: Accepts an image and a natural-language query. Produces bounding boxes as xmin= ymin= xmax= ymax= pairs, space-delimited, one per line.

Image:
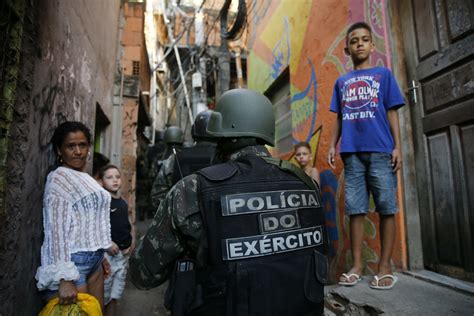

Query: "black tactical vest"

xmin=191 ymin=154 xmax=328 ymax=316
xmin=171 ymin=144 xmax=217 ymax=185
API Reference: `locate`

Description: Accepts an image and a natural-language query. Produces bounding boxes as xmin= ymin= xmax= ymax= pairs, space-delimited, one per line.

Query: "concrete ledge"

xmin=324 ymin=272 xmax=474 ymax=315
xmin=403 ymin=269 xmax=474 ymax=295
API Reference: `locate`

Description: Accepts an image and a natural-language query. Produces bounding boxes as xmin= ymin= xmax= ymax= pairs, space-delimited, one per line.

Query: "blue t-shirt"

xmin=330 ymin=67 xmax=405 ymax=154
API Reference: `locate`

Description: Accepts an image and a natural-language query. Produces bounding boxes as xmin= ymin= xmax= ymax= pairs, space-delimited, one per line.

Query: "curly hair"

xmin=51 ymin=121 xmax=92 ymax=154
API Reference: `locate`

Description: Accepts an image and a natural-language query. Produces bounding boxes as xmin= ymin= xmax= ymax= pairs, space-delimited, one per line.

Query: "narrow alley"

xmin=0 ymin=0 xmax=473 ymax=315
xmin=116 ymin=219 xmax=168 ymax=316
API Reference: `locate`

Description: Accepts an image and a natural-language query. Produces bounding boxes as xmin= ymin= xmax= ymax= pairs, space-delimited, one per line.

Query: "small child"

xmin=294 ymin=141 xmax=320 ymax=185
xmin=99 ymin=165 xmax=135 ymax=316
xmin=327 ymin=21 xmax=404 ymax=290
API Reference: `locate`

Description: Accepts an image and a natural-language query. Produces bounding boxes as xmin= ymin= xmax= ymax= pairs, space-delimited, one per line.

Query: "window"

xmin=265 ymin=68 xmax=292 ymax=154
xmin=132 ymin=61 xmax=140 ymax=76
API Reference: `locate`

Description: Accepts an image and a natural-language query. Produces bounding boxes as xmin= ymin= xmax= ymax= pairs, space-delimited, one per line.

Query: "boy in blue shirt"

xmin=327 ymin=21 xmax=404 ymax=290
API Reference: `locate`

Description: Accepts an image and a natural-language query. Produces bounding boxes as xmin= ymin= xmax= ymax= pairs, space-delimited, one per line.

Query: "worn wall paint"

xmin=120 ymin=2 xmax=148 ymax=224
xmin=0 ymin=1 xmax=121 ymax=314
xmin=247 ymin=0 xmax=406 ymax=282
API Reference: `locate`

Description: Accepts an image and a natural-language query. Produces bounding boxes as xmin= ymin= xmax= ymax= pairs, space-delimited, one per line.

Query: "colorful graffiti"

xmin=291 ymin=60 xmax=318 ymax=144
xmin=323 ymin=0 xmax=392 ymax=74
xmin=271 ymin=17 xmax=290 ymax=79
xmin=247 ymin=0 xmax=405 ymax=283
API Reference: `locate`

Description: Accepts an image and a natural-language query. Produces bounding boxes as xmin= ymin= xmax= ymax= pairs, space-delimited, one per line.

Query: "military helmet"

xmin=192 ymin=110 xmax=214 ymax=140
xmin=207 ymin=89 xmax=275 ymax=146
xmin=164 ymin=126 xmax=184 ymax=144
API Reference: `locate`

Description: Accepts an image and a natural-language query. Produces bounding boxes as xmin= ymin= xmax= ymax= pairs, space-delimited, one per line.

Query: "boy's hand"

xmin=107 ymin=242 xmax=120 ymax=255
xmin=392 ymin=148 xmax=402 ymax=172
xmin=122 ymin=239 xmax=136 ymax=256
xmin=327 ymin=147 xmax=337 ymax=169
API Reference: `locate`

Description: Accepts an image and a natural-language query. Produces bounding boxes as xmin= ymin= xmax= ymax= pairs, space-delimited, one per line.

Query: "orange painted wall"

xmin=247 ymin=0 xmax=407 ymax=282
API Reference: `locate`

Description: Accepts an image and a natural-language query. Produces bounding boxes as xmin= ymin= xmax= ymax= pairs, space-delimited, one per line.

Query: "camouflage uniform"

xmin=150 ymin=154 xmax=176 ymax=209
xmin=130 ymin=145 xmax=269 ymax=289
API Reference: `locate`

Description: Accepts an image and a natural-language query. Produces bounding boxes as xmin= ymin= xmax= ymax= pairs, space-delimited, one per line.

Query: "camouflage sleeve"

xmin=150 ymin=156 xmax=175 ymax=209
xmin=130 ymin=174 xmax=202 ymax=290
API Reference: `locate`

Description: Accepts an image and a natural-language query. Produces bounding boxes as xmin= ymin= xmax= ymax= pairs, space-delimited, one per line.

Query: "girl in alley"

xmin=294 ymin=141 xmax=320 ymax=185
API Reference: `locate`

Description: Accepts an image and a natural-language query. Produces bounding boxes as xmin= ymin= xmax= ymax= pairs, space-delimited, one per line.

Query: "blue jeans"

xmin=342 ymin=152 xmax=398 ymax=215
xmin=44 ymin=249 xmax=104 ymax=298
xmin=71 ymin=250 xmax=105 ymax=287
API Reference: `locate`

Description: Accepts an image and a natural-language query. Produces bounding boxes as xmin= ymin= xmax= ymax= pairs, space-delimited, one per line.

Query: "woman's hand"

xmin=58 ymin=279 xmax=77 ymax=305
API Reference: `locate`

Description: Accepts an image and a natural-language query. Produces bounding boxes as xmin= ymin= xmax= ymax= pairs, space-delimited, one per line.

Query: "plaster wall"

xmin=0 ymin=0 xmax=121 ymax=314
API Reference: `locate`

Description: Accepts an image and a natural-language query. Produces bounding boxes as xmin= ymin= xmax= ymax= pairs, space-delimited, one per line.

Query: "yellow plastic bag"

xmin=39 ymin=293 xmax=102 ymax=316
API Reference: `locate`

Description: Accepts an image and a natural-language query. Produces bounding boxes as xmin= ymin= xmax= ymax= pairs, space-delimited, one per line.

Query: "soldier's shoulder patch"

xmin=198 ymin=162 xmax=236 ymax=181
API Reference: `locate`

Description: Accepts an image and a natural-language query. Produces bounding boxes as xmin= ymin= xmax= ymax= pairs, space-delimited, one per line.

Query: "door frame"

xmin=392 ymin=0 xmax=474 ymax=277
xmin=388 ymin=0 xmax=426 ymax=271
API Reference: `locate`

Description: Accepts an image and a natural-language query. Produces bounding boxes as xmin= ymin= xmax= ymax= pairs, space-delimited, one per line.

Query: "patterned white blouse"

xmin=35 ymin=167 xmax=112 ymax=291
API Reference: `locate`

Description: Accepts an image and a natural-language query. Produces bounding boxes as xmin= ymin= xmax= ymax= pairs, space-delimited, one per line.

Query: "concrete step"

xmin=324 ymin=272 xmax=474 ymax=315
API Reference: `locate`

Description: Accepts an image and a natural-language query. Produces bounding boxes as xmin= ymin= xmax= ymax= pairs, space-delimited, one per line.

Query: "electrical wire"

xmin=152 ymin=0 xmax=207 ymax=73
xmin=220 ymin=0 xmax=247 ymax=40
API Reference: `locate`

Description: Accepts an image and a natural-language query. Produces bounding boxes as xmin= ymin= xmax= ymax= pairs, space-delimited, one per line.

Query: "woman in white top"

xmin=35 ymin=121 xmax=112 ymax=307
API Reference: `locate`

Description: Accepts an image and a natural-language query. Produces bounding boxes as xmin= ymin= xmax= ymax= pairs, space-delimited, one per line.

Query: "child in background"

xmin=294 ymin=141 xmax=320 ymax=185
xmin=99 ymin=165 xmax=135 ymax=316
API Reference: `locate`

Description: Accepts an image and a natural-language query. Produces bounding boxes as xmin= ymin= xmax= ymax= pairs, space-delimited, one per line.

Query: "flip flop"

xmin=338 ymin=273 xmax=362 ymax=286
xmin=369 ymin=274 xmax=399 ymax=290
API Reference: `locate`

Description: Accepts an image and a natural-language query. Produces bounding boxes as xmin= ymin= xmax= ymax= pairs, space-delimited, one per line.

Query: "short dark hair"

xmin=98 ymin=164 xmax=120 ymax=179
xmin=294 ymin=141 xmax=311 ymax=153
xmin=51 ymin=121 xmax=92 ymax=154
xmin=346 ymin=21 xmax=372 ymax=45
xmin=92 ymin=152 xmax=110 ymax=177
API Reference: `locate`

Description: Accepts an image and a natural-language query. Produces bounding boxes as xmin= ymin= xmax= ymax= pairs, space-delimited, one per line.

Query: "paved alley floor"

xmin=117 ymin=218 xmax=169 ymax=316
xmin=116 ymin=277 xmax=168 ymax=316
xmin=326 ymin=272 xmax=474 ymax=315
xmin=118 ymin=220 xmax=474 ymax=315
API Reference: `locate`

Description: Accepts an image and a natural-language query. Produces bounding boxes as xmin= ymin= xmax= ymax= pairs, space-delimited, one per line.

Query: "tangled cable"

xmin=220 ymin=0 xmax=247 ymax=40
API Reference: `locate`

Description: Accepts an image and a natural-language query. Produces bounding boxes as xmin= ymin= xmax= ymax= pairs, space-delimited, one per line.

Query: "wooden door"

xmin=399 ymin=0 xmax=474 ymax=280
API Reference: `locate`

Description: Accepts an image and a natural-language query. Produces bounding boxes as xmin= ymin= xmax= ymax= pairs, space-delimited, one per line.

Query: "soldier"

xmin=150 ymin=125 xmax=184 ymax=208
xmin=130 ymin=89 xmax=328 ymax=316
xmin=170 ymin=110 xmax=219 ymax=186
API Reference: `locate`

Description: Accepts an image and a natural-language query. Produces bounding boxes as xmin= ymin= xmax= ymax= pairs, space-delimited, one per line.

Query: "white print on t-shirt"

xmin=111 ymin=208 xmax=117 ymax=213
xmin=341 ymin=75 xmax=381 ymax=121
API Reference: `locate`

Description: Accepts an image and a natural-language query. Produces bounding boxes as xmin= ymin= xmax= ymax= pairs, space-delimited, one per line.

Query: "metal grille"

xmin=132 ymin=60 xmax=140 ymax=76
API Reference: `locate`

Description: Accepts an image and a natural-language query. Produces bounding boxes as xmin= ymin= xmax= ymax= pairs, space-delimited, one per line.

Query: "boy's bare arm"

xmin=327 ymin=114 xmax=342 ymax=169
xmin=123 ymin=209 xmax=137 ymax=255
xmin=387 ymin=109 xmax=402 ymax=172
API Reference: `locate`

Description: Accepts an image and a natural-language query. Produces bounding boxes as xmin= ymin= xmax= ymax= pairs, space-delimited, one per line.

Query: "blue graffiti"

xmin=291 ymin=59 xmax=318 ymax=143
xmin=271 ymin=17 xmax=291 ymax=79
xmin=320 ymin=169 xmax=339 ymax=256
xmin=248 ymin=0 xmax=272 ymax=49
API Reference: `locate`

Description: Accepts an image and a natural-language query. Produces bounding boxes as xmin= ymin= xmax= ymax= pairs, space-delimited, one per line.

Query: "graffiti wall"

xmin=247 ymin=0 xmax=406 ymax=282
